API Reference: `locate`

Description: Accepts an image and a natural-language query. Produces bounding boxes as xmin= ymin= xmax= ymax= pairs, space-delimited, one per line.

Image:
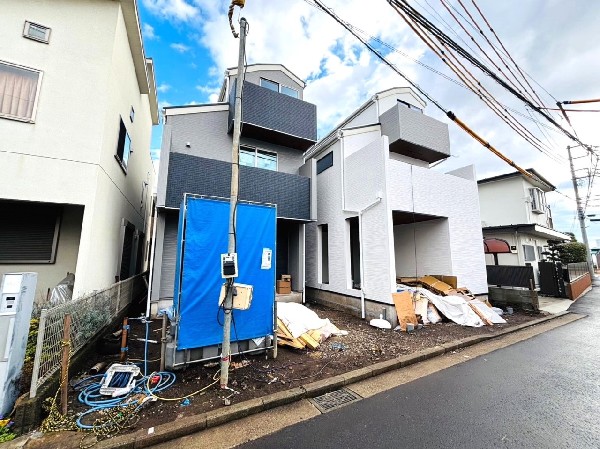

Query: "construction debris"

xmin=276 ymin=303 xmax=345 ymax=350
xmin=395 ymin=275 xmax=507 ymax=329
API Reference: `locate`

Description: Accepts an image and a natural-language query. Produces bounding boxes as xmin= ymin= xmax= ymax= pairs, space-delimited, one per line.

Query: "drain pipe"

xmin=358 ymin=196 xmax=382 ymax=319
xmin=145 ymin=204 xmax=159 ymax=318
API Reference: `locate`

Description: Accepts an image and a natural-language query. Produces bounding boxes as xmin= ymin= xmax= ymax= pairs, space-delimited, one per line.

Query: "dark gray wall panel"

xmin=166 ymin=153 xmax=310 ymax=220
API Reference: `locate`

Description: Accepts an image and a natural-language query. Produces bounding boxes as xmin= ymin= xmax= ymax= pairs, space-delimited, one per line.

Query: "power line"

xmin=390 ymin=1 xmax=564 ymax=164
xmin=388 ymin=0 xmax=592 ymax=150
xmin=308 ymin=0 xmax=536 ymax=179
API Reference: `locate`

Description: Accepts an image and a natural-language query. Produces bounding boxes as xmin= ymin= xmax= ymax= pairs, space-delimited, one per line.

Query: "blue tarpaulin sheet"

xmin=174 ymin=196 xmax=276 ymax=350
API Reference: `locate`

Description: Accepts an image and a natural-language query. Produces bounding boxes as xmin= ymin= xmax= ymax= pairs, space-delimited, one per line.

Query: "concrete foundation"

xmin=306 ymin=287 xmax=398 ymax=325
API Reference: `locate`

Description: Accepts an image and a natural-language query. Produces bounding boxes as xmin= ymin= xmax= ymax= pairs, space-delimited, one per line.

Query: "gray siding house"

xmin=149 ymin=64 xmax=317 ymax=313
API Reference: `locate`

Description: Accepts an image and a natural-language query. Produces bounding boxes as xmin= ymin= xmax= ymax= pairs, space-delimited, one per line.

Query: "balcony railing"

xmin=228 ymin=81 xmax=317 ymax=151
xmin=380 ymin=103 xmax=450 ymax=163
xmin=165 ymin=153 xmax=311 ymax=220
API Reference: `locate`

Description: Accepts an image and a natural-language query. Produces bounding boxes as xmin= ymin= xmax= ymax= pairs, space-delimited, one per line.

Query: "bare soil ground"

xmin=63 ymin=301 xmax=539 ymax=432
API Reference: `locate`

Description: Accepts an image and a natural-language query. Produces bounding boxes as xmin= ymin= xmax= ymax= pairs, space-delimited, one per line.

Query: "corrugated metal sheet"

xmin=159 ymin=214 xmax=179 ymax=300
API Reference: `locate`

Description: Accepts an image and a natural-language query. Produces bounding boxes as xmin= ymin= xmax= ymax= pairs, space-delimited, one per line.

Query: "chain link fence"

xmin=29 ymin=274 xmax=147 ymax=398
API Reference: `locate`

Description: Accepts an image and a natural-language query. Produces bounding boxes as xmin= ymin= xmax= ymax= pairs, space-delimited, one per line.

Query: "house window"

xmin=319 ymin=224 xmax=329 ymax=284
xmin=23 ymin=21 xmax=51 ymax=43
xmin=0 ymin=60 xmax=43 ymax=122
xmin=347 ymin=217 xmax=361 ymax=289
xmin=115 ymin=118 xmax=132 ymax=171
xmin=529 ymin=188 xmax=545 ymax=214
xmin=129 ymin=107 xmax=135 ymax=123
xmin=239 ymin=145 xmax=277 ymax=171
xmin=317 ymin=151 xmax=333 ymax=174
xmin=523 ymin=244 xmax=536 ymax=262
xmin=259 ymin=77 xmax=299 ymax=99
xmin=0 ymin=201 xmax=60 ymax=263
xmin=537 ymin=245 xmax=544 ymax=261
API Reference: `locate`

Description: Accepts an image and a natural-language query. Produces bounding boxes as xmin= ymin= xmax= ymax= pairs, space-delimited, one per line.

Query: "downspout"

xmin=145 ymin=203 xmax=159 ymax=318
xmin=358 ymin=196 xmax=382 ymax=319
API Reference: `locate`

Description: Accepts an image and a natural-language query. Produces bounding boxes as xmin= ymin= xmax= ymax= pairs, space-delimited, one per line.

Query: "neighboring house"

xmin=478 ymin=168 xmax=571 ymax=282
xmin=149 ymin=64 xmax=317 ymax=314
xmin=302 ymin=87 xmax=488 ymax=321
xmin=0 ymin=0 xmax=158 ymax=301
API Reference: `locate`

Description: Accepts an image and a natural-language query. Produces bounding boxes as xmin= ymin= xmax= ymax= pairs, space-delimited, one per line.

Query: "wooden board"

xmin=392 ymin=291 xmax=419 ymax=332
xmin=298 ymin=333 xmax=320 ymax=350
xmin=418 ymin=276 xmax=454 ymax=295
xmin=430 ymin=275 xmax=458 ymax=289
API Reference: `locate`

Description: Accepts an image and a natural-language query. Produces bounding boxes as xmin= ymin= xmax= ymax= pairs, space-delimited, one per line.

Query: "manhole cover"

xmin=309 ymin=388 xmax=362 ymax=413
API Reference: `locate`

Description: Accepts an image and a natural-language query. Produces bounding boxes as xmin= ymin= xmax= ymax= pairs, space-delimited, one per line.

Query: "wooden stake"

xmin=60 ymin=313 xmax=72 ymax=415
xmin=120 ymin=317 xmax=129 ymax=362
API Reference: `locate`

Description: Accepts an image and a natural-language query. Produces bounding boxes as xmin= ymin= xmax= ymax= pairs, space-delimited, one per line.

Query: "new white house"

xmin=0 ymin=0 xmax=158 ymax=301
xmin=478 ymin=168 xmax=571 ymax=282
xmin=302 ymin=87 xmax=488 ymax=321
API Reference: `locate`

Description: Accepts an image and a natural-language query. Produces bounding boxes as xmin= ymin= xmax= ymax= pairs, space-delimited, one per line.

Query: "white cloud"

xmin=157 ymin=83 xmax=171 ymax=93
xmin=142 ymin=23 xmax=158 ymax=40
xmin=170 ymin=43 xmax=190 ymax=53
xmin=144 ymin=0 xmax=600 ymax=241
xmin=141 ymin=0 xmax=199 ymax=22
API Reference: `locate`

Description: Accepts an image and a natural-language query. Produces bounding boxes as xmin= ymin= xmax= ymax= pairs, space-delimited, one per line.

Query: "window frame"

xmin=523 ymin=244 xmax=536 ymax=262
xmin=115 ymin=117 xmax=132 ymax=173
xmin=529 ymin=188 xmax=545 ymax=214
xmin=398 ymin=99 xmax=423 ymax=113
xmin=239 ymin=145 xmax=278 ymax=171
xmin=317 ymin=151 xmax=334 ymax=174
xmin=0 ymin=59 xmax=44 ymax=123
xmin=23 ymin=21 xmax=51 ymax=43
xmin=259 ymin=77 xmax=300 ymax=99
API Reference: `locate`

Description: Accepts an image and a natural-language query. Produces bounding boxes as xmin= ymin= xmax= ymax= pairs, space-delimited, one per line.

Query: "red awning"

xmin=483 ymin=238 xmax=511 ymax=254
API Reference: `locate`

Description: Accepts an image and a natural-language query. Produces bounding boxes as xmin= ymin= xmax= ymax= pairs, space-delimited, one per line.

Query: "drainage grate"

xmin=309 ymin=388 xmax=362 ymax=413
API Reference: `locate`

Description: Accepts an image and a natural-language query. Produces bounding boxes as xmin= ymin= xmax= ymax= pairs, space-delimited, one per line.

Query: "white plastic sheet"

xmin=277 ymin=302 xmax=346 ymax=339
xmin=418 ymin=288 xmax=483 ymax=327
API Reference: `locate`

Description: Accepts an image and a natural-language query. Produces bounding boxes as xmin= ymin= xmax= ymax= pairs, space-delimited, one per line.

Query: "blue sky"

xmin=137 ymin=0 xmax=600 ymax=242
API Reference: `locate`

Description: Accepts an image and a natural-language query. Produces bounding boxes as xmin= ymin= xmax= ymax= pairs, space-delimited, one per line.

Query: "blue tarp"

xmin=174 ymin=196 xmax=276 ymax=350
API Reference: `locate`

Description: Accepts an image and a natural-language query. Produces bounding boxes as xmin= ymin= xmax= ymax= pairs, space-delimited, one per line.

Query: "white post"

xmin=29 ymin=309 xmax=47 ymax=398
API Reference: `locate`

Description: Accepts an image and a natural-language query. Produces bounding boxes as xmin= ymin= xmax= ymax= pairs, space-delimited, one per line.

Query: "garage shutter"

xmin=159 ymin=214 xmax=179 ymax=300
xmin=0 ymin=201 xmax=60 ymax=263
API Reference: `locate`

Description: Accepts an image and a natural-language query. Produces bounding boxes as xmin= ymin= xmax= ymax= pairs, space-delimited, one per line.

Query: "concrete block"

xmin=261 ymin=387 xmax=305 ymax=409
xmin=371 ymin=357 xmax=403 ymax=377
xmin=302 ymin=375 xmax=346 ymax=397
xmin=205 ymin=398 xmax=264 ymax=428
xmin=133 ymin=414 xmax=208 ymax=448
xmin=342 ymin=366 xmax=374 ymax=385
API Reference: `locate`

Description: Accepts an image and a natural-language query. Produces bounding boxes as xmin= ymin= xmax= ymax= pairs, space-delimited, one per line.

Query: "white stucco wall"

xmin=0 ymin=0 xmax=156 ymax=297
xmin=478 ymin=177 xmax=530 ymax=227
xmin=387 ymin=161 xmax=488 ymax=294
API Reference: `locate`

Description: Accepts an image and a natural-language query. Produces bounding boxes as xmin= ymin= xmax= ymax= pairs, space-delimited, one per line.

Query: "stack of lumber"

xmin=397 ymin=275 xmax=476 ymax=299
xmin=276 ymin=318 xmax=321 ymax=350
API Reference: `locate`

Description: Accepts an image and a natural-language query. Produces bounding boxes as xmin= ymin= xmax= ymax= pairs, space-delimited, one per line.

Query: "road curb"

xmin=92 ymin=311 xmax=576 ymax=449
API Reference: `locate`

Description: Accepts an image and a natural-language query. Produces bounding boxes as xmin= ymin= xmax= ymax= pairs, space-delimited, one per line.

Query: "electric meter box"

xmin=0 ymin=272 xmax=37 ymax=416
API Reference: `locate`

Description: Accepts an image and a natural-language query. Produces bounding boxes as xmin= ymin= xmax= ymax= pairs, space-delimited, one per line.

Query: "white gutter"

xmin=343 ymin=195 xmax=382 ymax=319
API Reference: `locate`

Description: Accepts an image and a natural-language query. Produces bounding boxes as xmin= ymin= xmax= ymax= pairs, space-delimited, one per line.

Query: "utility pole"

xmin=567 ymin=145 xmax=595 ymax=279
xmin=220 ymin=16 xmax=248 ymax=389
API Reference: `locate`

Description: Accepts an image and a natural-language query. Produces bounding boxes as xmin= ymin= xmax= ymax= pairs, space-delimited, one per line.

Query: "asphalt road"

xmin=238 ymin=284 xmax=600 ymax=449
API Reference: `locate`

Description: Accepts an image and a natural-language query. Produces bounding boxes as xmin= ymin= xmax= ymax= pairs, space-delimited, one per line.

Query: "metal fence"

xmin=565 ymin=262 xmax=589 ymax=283
xmin=486 ymin=265 xmax=535 ymax=288
xmin=29 ymin=274 xmax=146 ymax=398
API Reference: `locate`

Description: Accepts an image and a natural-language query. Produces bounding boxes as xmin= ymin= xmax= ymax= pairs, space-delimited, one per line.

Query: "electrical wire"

xmin=387 ymin=0 xmax=591 ymax=149
xmin=390 ymin=2 xmax=564 ymax=164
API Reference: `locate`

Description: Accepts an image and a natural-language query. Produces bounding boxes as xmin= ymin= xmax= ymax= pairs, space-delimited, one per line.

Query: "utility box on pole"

xmin=0 ymin=272 xmax=37 ymax=416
